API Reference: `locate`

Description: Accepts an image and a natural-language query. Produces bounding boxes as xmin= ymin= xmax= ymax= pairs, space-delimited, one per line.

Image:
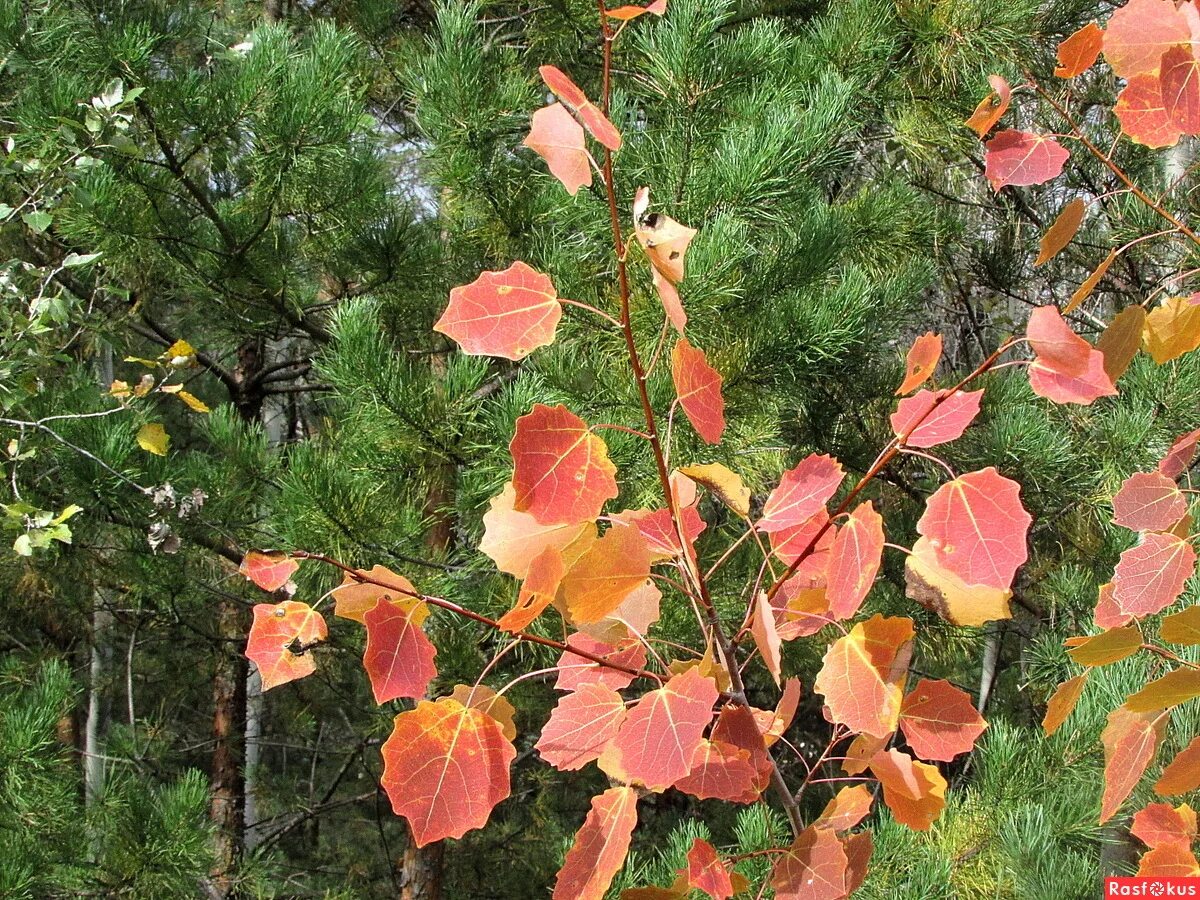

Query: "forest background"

xmin=2 ymin=0 xmax=1198 ymax=897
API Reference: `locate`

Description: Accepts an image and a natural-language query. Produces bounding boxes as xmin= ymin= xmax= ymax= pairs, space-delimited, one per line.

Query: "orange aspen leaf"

xmin=498 ymin=545 xmax=564 ymax=633
xmin=671 ymin=338 xmax=725 ymax=444
xmin=1056 ymin=23 xmax=1104 ymax=78
xmin=331 ymin=566 xmax=423 ymax=623
xmin=678 ymin=462 xmax=751 ymax=517
xmin=1065 ymin=249 xmax=1117 ymax=314
xmin=759 ymin=454 xmax=844 ymax=534
xmin=868 ymin=748 xmax=947 ymax=831
xmin=363 ymin=598 xmax=437 ymax=704
xmin=685 ymin=839 xmax=734 ymax=900
xmin=1160 ymin=45 xmax=1200 ymax=133
xmin=510 ymin=403 xmax=619 ymax=525
xmin=246 ymin=601 xmax=327 ymax=691
xmin=449 ymin=683 xmax=517 ymax=742
xmin=673 ymin=739 xmax=761 ymax=804
xmin=240 ymin=549 xmax=298 ymax=592
xmin=1125 ymin=669 xmax=1200 ymax=712
xmin=1115 ymin=73 xmax=1183 ymax=147
xmin=1138 ymin=844 xmax=1200 ymax=876
xmin=1132 ymin=802 xmax=1198 ymax=849
xmin=898 ymin=678 xmax=988 ymax=762
xmin=553 ymin=787 xmax=638 ymax=900
xmin=814 ymin=784 xmax=873 ymax=833
xmin=905 ymin=536 xmax=1014 ymax=626
xmin=915 ymin=467 xmax=1032 ymax=591
xmin=750 ymin=592 xmax=782 ymax=686
xmin=1100 ymin=706 xmax=1166 ymax=823
xmin=841 ymin=831 xmax=874 ymax=896
xmin=1043 ymin=673 xmax=1089 ymax=736
xmin=561 ymin=524 xmax=651 ymax=624
xmin=770 ymin=825 xmax=848 ymax=900
xmin=1096 ymin=304 xmax=1147 ymax=382
xmin=536 ymin=682 xmax=626 ymax=771
xmin=826 ymin=501 xmax=884 ymax=621
xmin=523 ymin=103 xmax=592 ymax=196
xmin=896 ymin=331 xmax=942 ymax=395
xmin=1160 ymin=427 xmax=1200 ymax=479
xmin=606 ymin=0 xmax=667 ymax=20
xmin=435 ymin=261 xmax=563 ymax=360
xmin=814 ymin=614 xmax=913 ymax=738
xmin=380 ymin=697 xmax=516 ymax=846
xmin=1103 ymin=0 xmax=1190 ymax=78
xmin=965 ymin=74 xmax=1011 ymax=139
xmin=1035 ymin=197 xmax=1087 ymax=266
xmin=539 ymin=65 xmax=622 ymax=152
xmin=479 ymin=482 xmax=595 ymax=579
xmin=1156 ymin=736 xmax=1200 ymax=795
xmin=554 ymin=633 xmax=647 ymax=692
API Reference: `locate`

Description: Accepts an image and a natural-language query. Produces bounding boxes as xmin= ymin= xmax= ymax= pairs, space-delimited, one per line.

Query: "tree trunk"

xmin=210 ymin=596 xmax=248 ymax=893
xmin=243 ymin=668 xmax=263 ymax=853
xmin=84 ymin=597 xmax=111 ymax=808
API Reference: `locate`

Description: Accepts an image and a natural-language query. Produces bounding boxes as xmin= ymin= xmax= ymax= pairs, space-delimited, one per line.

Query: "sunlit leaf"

xmin=330 ymin=566 xmax=422 ymax=623
xmin=1043 ymin=673 xmax=1089 ymax=736
xmin=759 ymin=454 xmax=844 ymax=534
xmin=896 ymin=331 xmax=942 ymax=395
xmin=1161 ymin=605 xmax=1200 ymax=646
xmin=1112 ymin=470 xmax=1187 ymax=532
xmin=678 ymin=463 xmax=751 ymax=518
xmin=523 ymin=103 xmax=592 ymax=196
xmin=537 ymin=682 xmax=625 ymax=771
xmin=1126 ymin=669 xmax=1200 ymax=712
xmin=363 ymin=598 xmax=437 ymax=704
xmin=905 ymin=536 xmax=1013 ymax=626
xmin=1097 ymin=305 xmax=1147 ymax=382
xmin=751 ymin=592 xmax=782 ymax=685
xmin=1111 ymin=532 xmax=1197 ymax=618
xmin=1157 ymin=736 xmax=1200 ymax=795
xmin=965 ymin=75 xmax=1011 ymax=138
xmin=599 ymin=667 xmax=718 ymax=790
xmin=1065 ymin=625 xmax=1143 ymax=666
xmin=479 ymin=483 xmax=595 ymax=579
xmin=890 ymin=389 xmax=983 ymax=448
xmin=814 ymin=784 xmax=873 ymax=833
xmin=511 ymin=404 xmax=619 ymax=525
xmin=899 ymin=678 xmax=987 ymax=762
xmin=1160 ymin=428 xmax=1200 ymax=479
xmin=240 ymin=550 xmax=298 ymax=592
xmin=1065 ymin=249 xmax=1117 ymax=314
xmin=381 ymin=697 xmax=516 ymax=846
xmin=1161 ymin=46 xmax=1200 ymax=133
xmin=1144 ymin=295 xmax=1200 ymax=363
xmin=555 ymin=633 xmax=647 ymax=692
xmin=449 ymin=684 xmax=518 ymax=742
xmin=561 ymin=524 xmax=651 ymax=624
xmin=606 ymin=0 xmax=667 ymax=20
xmin=247 ymin=601 xmax=327 ymax=691
xmin=137 ymin=422 xmax=169 ymax=456
xmin=435 ymin=262 xmax=563 ymax=360
xmin=1100 ymin=705 xmax=1165 ymax=823
xmin=1103 ymin=0 xmax=1189 ymax=78
xmin=1056 ymin=23 xmax=1104 ymax=78
xmin=498 ymin=545 xmax=564 ymax=633
xmin=672 ymin=338 xmax=725 ymax=444
xmin=673 ymin=739 xmax=761 ymax=804
xmin=553 ymin=787 xmax=638 ymax=900
xmin=540 ymin=65 xmax=622 ymax=151
xmin=826 ymin=501 xmax=884 ymax=620
xmin=983 ymin=130 xmax=1069 ymax=191
xmin=686 ymin=839 xmax=734 ymax=900
xmin=868 ymin=748 xmax=947 ymax=831
xmin=770 ymin=826 xmax=848 ymax=900
xmin=1138 ymin=844 xmax=1200 ymax=876
xmin=814 ymin=614 xmax=913 ymax=738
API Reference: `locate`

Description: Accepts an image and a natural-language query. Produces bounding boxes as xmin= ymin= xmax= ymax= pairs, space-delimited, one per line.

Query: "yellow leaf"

xmin=136 ymin=423 xmax=169 ymax=456
xmin=1145 ymin=296 xmax=1200 ymax=364
xmin=1126 ymin=669 xmax=1200 ymax=712
xmin=1097 ymin=305 xmax=1146 ymax=382
xmin=1162 ymin=606 xmax=1200 ymax=646
xmin=164 ymin=339 xmax=197 ymax=367
xmin=109 ymin=379 xmax=131 ymax=399
xmin=1065 ymin=625 xmax=1142 ymax=667
xmin=1064 ymin=249 xmax=1116 ymax=314
xmin=1035 ymin=198 xmax=1086 ymax=267
xmin=176 ymin=390 xmax=210 ymax=413
xmin=1043 ymin=673 xmax=1088 ymax=736
xmin=677 ymin=463 xmax=751 ymax=518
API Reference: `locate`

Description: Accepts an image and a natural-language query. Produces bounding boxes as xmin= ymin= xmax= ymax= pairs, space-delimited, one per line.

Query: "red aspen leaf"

xmin=616 ymin=504 xmax=705 ymax=564
xmin=1065 ymin=249 xmax=1117 ymax=314
xmin=1116 ymin=73 xmax=1183 ymax=147
xmin=331 ymin=567 xmax=427 ymax=625
xmin=1133 ymin=802 xmax=1199 ymax=848
xmin=1028 ymin=304 xmax=1091 ymax=374
xmin=686 ymin=839 xmax=734 ymax=900
xmin=606 ymin=0 xmax=667 ymax=20
xmin=1028 ymin=351 xmax=1118 ymax=405
xmin=751 ymin=592 xmax=783 ymax=685
xmin=1097 ymin=305 xmax=1147 ymax=382
xmin=511 ymin=403 xmax=619 ymax=525
xmin=633 ymin=186 xmax=697 ymax=286
xmin=777 ymin=578 xmax=837 ymax=639
xmin=1161 ymin=45 xmax=1200 ymax=133
xmin=240 ymin=550 xmax=298 ymax=592
xmin=555 ymin=633 xmax=647 ymax=692
xmin=1138 ymin=844 xmax=1200 ymax=876
xmin=1112 ymin=532 xmax=1197 ymax=618
xmin=673 ymin=739 xmax=761 ymax=804
xmin=435 ymin=262 xmax=563 ymax=360
xmin=708 ymin=703 xmax=773 ymax=792
xmin=480 ymin=482 xmax=595 ymax=579
xmin=965 ymin=74 xmax=1011 ymax=139
xmin=841 ymin=831 xmax=874 ymax=897
xmin=498 ymin=545 xmax=564 ymax=633
xmin=553 ymin=786 xmax=638 ymax=900
xmin=868 ymin=748 xmax=948 ymax=831
xmin=598 ymin=667 xmax=718 ymax=791
xmin=380 ymin=697 xmax=516 ymax=846
xmin=770 ymin=509 xmax=836 ymax=567
xmin=899 ymin=678 xmax=988 ymax=762
xmin=537 ymin=682 xmax=626 ymax=771
xmin=679 ymin=463 xmax=751 ymax=518
xmin=759 ymin=454 xmax=844 ymax=534
xmin=1103 ymin=0 xmax=1190 ymax=78
xmin=671 ymin=338 xmax=725 ymax=444
xmin=826 ymin=501 xmax=884 ymax=620
xmin=1161 ymin=428 xmax=1200 ymax=479
xmin=771 ymin=826 xmax=848 ymax=900
xmin=539 ymin=65 xmax=622 ymax=152
xmin=897 ymin=331 xmax=942 ymax=395
xmin=1065 ymin=625 xmax=1143 ymax=666
xmin=523 ymin=103 xmax=591 ymax=196
xmin=1113 ymin=470 xmax=1187 ymax=532
xmin=814 ymin=784 xmax=873 ymax=833
xmin=363 ymin=599 xmax=437 ymax=704
xmin=983 ymin=130 xmax=1069 ymax=191
xmin=1043 ymin=673 xmax=1089 ymax=736
xmin=1035 ymin=197 xmax=1087 ymax=267
xmin=1095 ymin=581 xmax=1133 ymax=629
xmin=1056 ymin=22 xmax=1104 ymax=78
xmin=247 ymin=601 xmax=327 ymax=691
xmin=842 ymin=732 xmax=890 ymax=775
xmin=916 ymin=467 xmax=1032 ymax=591
xmin=1145 ymin=294 xmax=1200 ymax=363
xmin=449 ymin=683 xmax=517 ymax=742
xmin=905 ymin=536 xmax=1014 ymax=626
xmin=561 ymin=524 xmax=651 ymax=624
xmin=1100 ymin=706 xmax=1166 ymax=823
xmin=1156 ymin=736 xmax=1200 ymax=795
xmin=814 ymin=614 xmax=914 ymax=738
xmin=1162 ymin=605 xmax=1200 ymax=645
xmin=890 ymin=388 xmax=983 ymax=448
xmin=1126 ymin=668 xmax=1200 ymax=712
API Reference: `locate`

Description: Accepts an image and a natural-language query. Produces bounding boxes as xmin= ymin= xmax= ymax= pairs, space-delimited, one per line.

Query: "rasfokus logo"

xmin=1106 ymin=877 xmax=1200 ymax=896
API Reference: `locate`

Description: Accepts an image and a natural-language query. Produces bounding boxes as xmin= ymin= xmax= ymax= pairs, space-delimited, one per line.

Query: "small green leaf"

xmin=22 ymin=211 xmax=52 ymax=234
